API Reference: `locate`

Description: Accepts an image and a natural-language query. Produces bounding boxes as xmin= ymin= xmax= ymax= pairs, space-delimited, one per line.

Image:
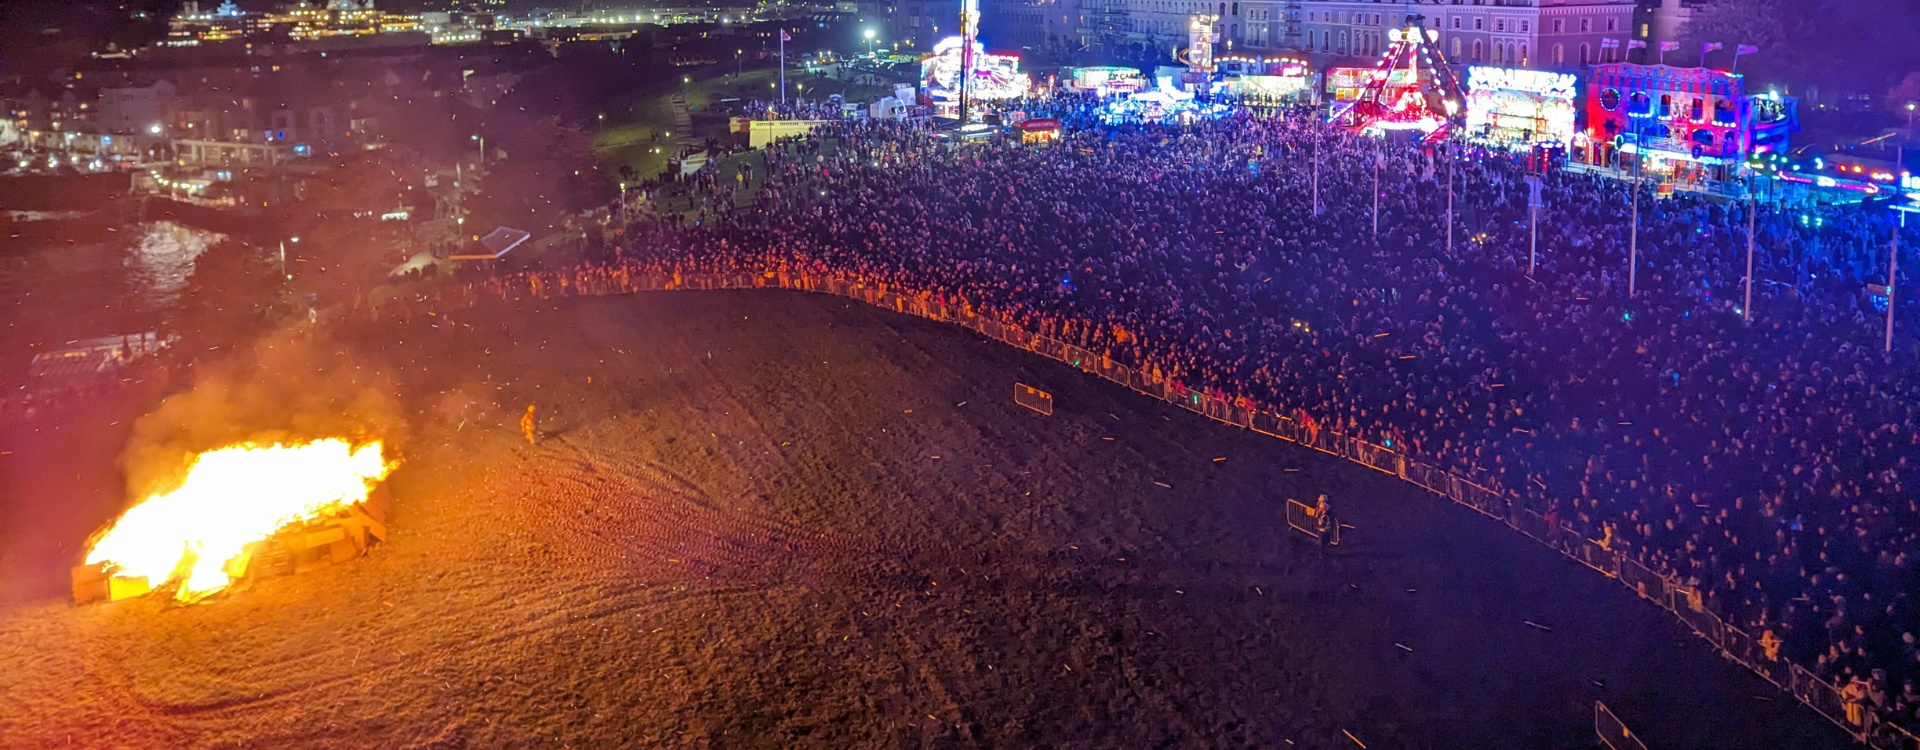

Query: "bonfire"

xmin=76 ymin=439 xmax=395 ymax=603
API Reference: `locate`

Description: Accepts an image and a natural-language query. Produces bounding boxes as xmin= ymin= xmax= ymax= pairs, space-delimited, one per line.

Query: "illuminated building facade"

xmin=1579 ymin=62 xmax=1797 ymax=183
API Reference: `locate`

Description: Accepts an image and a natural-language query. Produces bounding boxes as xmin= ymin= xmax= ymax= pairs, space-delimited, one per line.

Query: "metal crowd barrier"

xmin=1595 ymin=701 xmax=1649 ymax=750
xmin=439 ymin=267 xmax=1914 ymax=748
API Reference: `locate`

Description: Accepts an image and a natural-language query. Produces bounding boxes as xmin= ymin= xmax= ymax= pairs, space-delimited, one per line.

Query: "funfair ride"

xmin=921 ymin=0 xmax=1031 ymax=121
xmin=1328 ymin=14 xmax=1464 ymax=142
xmin=1182 ymin=14 xmax=1219 ymax=96
xmin=959 ymin=0 xmax=978 ymax=123
xmin=921 ymin=38 xmax=1030 ymax=117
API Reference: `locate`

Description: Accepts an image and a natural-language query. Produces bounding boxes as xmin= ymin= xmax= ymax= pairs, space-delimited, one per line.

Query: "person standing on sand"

xmin=1316 ymin=494 xmax=1334 ymax=546
xmin=522 ymin=405 xmax=538 ymax=445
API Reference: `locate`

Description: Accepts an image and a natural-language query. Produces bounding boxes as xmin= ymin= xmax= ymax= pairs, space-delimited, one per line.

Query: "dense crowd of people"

xmin=525 ymin=105 xmax=1920 ymax=731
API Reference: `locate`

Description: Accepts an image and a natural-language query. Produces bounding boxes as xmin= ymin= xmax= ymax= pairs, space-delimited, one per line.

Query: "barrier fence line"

xmin=431 ymin=267 xmax=1920 ymax=749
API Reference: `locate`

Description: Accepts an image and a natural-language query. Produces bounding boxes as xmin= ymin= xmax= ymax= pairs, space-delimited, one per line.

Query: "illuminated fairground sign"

xmin=1067 ymin=66 xmax=1145 ymax=96
xmin=1465 ymin=65 xmax=1578 ymax=148
xmin=1217 ymin=55 xmax=1313 ymax=102
xmin=921 ymin=36 xmax=1032 ymax=105
xmin=1235 ymin=75 xmax=1311 ymax=100
xmin=1468 ymin=66 xmax=1577 ymax=98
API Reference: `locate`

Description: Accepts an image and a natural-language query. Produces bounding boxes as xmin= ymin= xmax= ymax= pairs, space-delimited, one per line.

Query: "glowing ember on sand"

xmin=85 ymin=439 xmax=394 ymax=601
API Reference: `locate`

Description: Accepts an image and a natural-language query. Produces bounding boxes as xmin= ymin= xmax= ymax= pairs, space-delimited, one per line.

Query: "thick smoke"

xmin=118 ymin=327 xmax=406 ymax=503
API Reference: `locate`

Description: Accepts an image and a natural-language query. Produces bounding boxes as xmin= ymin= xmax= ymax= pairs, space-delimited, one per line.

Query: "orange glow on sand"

xmin=84 ymin=439 xmax=393 ymax=602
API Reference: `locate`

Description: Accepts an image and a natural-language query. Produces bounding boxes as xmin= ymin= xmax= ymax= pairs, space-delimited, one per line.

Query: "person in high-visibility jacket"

xmin=1315 ymin=494 xmax=1334 ymax=546
xmin=521 ymin=405 xmax=537 ymax=445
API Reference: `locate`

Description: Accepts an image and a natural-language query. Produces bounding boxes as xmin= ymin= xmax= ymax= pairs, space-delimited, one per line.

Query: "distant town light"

xmin=148 ymin=124 xmax=163 ymax=134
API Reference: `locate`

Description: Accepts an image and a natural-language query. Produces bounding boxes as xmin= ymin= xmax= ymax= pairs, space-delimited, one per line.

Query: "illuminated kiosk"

xmin=1065 ymin=66 xmax=1146 ymax=96
xmin=1465 ymin=66 xmax=1579 ymax=149
xmin=920 ymin=36 xmax=1031 ymax=119
xmin=1327 ymin=15 xmax=1464 ymax=142
xmin=1019 ymin=118 xmax=1062 ymax=144
xmin=1578 ymin=62 xmax=1797 ymax=186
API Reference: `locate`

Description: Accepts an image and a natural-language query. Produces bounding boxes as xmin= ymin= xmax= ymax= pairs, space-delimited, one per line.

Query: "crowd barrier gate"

xmin=1284 ymin=499 xmax=1319 ymax=539
xmin=1013 ymin=383 xmax=1055 ymax=415
xmin=1594 ymin=701 xmax=1649 ymax=750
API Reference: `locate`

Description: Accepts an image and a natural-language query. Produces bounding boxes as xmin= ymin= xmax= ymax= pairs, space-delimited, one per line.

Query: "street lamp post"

xmin=1371 ymin=141 xmax=1380 ymax=242
xmin=1744 ymin=175 xmax=1756 ymax=323
xmin=1629 ymin=169 xmax=1640 ymax=297
xmin=1310 ymin=127 xmax=1320 ymax=216
xmin=1529 ymin=179 xmax=1539 ymax=274
xmin=1890 ymin=211 xmax=1902 ymax=353
xmin=1628 ymin=121 xmax=1644 ymax=298
xmin=864 ymin=28 xmax=876 ymax=58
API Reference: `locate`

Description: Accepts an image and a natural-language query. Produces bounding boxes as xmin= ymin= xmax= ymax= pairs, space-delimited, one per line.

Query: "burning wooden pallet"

xmin=72 ymin=485 xmax=392 ymax=604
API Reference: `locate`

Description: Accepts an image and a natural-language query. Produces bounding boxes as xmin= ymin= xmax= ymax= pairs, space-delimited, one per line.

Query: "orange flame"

xmin=84 ymin=439 xmax=393 ymax=601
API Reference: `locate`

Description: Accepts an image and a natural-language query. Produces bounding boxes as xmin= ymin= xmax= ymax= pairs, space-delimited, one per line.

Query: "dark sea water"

xmin=1 ymin=221 xmax=220 ymax=382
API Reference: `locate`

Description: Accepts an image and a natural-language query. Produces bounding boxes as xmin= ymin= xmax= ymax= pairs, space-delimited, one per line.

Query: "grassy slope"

xmin=593 ymin=65 xmax=898 ymax=180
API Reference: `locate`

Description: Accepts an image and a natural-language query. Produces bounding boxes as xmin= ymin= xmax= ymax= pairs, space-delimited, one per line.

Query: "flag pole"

xmin=1629 ymin=121 xmax=1641 ymax=298
xmin=1445 ymin=144 xmax=1453 ymax=254
xmin=1891 ymin=145 xmax=1904 ymax=353
xmin=780 ymin=30 xmax=788 ymax=103
xmin=1744 ymin=175 xmax=1755 ymax=323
